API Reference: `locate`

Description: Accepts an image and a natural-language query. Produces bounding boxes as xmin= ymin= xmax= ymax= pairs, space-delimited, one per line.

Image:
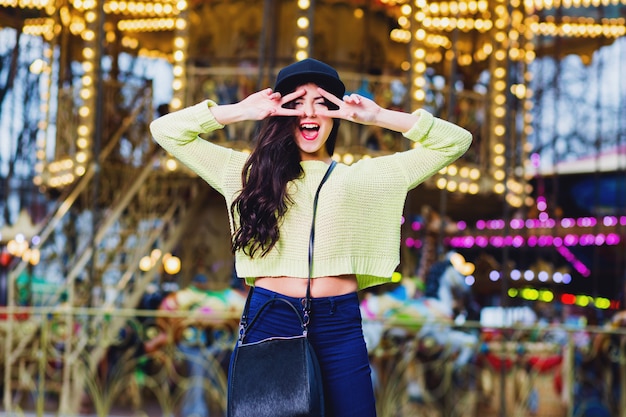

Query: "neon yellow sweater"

xmin=150 ymin=100 xmax=472 ymax=290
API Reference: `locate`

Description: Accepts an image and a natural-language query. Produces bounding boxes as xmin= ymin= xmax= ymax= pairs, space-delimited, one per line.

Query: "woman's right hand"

xmin=210 ymin=88 xmax=305 ymax=125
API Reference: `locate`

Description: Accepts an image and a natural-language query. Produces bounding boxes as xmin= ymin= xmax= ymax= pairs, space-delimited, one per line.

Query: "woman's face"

xmin=291 ymin=83 xmax=334 ymax=161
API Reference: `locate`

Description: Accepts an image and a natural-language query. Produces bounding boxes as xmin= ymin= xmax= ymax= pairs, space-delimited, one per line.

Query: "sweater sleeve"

xmin=397 ymin=109 xmax=473 ymax=190
xmin=149 ymin=100 xmax=245 ymax=196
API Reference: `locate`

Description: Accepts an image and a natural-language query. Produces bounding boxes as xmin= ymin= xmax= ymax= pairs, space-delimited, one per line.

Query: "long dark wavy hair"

xmin=231 ymin=99 xmax=340 ymax=258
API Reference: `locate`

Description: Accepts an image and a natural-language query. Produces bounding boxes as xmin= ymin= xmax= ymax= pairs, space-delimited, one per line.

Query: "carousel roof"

xmin=1 ymin=0 xmax=624 ymax=79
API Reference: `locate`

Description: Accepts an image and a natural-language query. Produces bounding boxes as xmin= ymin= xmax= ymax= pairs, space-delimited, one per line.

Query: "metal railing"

xmin=1 ymin=306 xmax=624 ymax=417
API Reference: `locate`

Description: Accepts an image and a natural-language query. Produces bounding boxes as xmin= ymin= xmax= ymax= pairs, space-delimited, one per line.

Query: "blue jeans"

xmin=230 ymin=287 xmax=376 ymax=417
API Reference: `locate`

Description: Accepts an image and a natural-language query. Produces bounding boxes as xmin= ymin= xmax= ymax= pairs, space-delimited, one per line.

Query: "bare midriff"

xmin=254 ymin=274 xmax=358 ymax=298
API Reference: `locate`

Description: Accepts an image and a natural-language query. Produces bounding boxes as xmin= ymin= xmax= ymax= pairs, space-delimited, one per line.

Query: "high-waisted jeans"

xmin=230 ymin=286 xmax=376 ymax=417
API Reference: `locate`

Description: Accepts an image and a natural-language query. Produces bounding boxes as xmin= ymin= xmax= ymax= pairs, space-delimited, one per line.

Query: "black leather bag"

xmin=227 ymin=298 xmax=325 ymax=417
xmin=227 ymin=161 xmax=336 ymax=417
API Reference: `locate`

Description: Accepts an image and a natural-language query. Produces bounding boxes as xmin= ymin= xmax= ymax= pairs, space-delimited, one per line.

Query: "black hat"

xmin=274 ymin=58 xmax=345 ymax=98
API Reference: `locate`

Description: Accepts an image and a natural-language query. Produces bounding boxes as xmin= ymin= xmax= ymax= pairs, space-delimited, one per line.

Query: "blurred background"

xmin=0 ymin=1 xmax=625 ymax=416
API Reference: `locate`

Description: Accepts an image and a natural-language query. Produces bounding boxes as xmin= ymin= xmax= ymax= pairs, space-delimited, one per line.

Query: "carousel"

xmin=1 ymin=0 xmax=625 ymax=415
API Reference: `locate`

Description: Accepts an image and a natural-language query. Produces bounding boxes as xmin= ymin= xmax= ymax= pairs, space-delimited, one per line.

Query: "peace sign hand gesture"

xmin=315 ymin=87 xmax=419 ymax=133
xmin=210 ymin=88 xmax=305 ymax=125
xmin=314 ymin=88 xmax=382 ymax=126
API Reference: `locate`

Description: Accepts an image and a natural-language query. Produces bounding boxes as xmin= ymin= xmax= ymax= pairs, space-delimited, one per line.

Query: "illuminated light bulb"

xmin=76 ymin=152 xmax=88 ymax=163
xmin=296 ymin=36 xmax=309 ymax=48
xmin=175 ymin=18 xmax=187 ymax=30
xmin=297 ymin=17 xmax=309 ymax=29
xmin=139 ymin=256 xmax=153 ymax=271
xmin=163 ymin=255 xmax=181 ymax=274
xmin=78 ymin=106 xmax=90 ymax=117
xmin=174 ymin=37 xmax=186 ymax=48
xmin=166 ymin=158 xmax=178 ymax=171
xmin=170 ymin=97 xmax=182 ymax=110
xmin=489 ymin=270 xmax=500 ymax=281
xmin=77 ymin=138 xmax=89 ymax=149
xmin=413 ymin=90 xmax=425 ymax=101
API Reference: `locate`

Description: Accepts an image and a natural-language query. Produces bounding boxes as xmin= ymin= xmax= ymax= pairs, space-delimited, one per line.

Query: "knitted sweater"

xmin=150 ymin=100 xmax=472 ymax=290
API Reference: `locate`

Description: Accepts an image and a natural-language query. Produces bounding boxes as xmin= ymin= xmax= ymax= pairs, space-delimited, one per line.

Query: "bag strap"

xmin=303 ymin=160 xmax=337 ymax=322
xmin=239 ymin=160 xmax=337 ymax=340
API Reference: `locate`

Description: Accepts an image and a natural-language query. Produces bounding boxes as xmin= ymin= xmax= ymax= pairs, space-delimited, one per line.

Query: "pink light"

xmin=621 ymin=216 xmax=626 ymax=226
xmin=556 ymin=246 xmax=591 ymax=278
xmin=537 ymin=200 xmax=547 ymax=212
xmin=411 ymin=221 xmax=421 ymax=231
xmin=595 ymin=234 xmax=605 ymax=245
xmin=564 ymin=234 xmax=578 ymax=246
xmin=538 ymin=212 xmax=549 ymax=222
xmin=531 ymin=153 xmax=541 ymax=168
xmin=488 ymin=220 xmax=505 ymax=229
xmin=448 ymin=231 xmax=621 ymax=250
xmin=606 ymin=233 xmax=621 ymax=245
xmin=537 ymin=236 xmax=551 ymax=246
xmin=573 ymin=260 xmax=590 ymax=276
xmin=561 ymin=218 xmax=575 ymax=228
xmin=457 ymin=221 xmax=467 ymax=230
xmin=580 ymin=234 xmax=594 ymax=246
xmin=510 ymin=218 xmax=525 ymax=229
xmin=603 ymin=216 xmax=617 ymax=227
xmin=476 ymin=220 xmax=486 ymax=230
xmin=577 ymin=217 xmax=597 ymax=227
xmin=405 ymin=237 xmax=415 ymax=247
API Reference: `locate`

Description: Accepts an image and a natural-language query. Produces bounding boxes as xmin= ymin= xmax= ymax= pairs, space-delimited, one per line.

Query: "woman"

xmin=150 ymin=58 xmax=472 ymax=416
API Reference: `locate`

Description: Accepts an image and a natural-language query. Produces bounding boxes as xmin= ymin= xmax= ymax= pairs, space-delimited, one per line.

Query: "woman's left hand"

xmin=315 ymin=87 xmax=420 ymax=133
xmin=315 ymin=88 xmax=382 ymax=125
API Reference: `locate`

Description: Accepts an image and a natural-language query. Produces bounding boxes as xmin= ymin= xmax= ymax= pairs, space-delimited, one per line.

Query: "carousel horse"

xmin=416 ymin=256 xmax=480 ymax=370
xmin=360 ymin=253 xmax=478 ymax=360
xmin=360 ymin=252 xmax=480 ymax=414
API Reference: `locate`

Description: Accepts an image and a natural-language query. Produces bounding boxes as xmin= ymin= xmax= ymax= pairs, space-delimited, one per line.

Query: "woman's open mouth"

xmin=300 ymin=123 xmax=320 ymax=140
